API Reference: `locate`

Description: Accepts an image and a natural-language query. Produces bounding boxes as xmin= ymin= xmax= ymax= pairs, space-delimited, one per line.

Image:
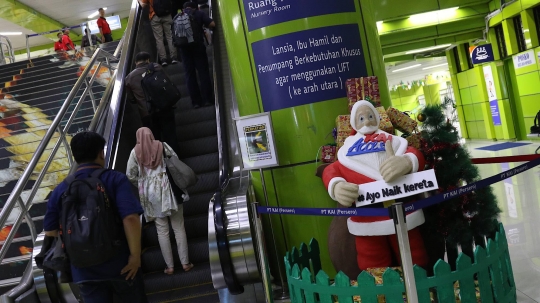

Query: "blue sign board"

xmin=243 ymin=0 xmax=356 ymax=31
xmin=490 ymin=100 xmax=502 ymax=126
xmin=252 ymin=24 xmax=367 ymax=112
xmin=470 ymin=44 xmax=495 ymax=65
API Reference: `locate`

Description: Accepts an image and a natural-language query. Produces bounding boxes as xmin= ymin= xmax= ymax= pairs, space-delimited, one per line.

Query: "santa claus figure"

xmin=323 ymin=100 xmax=428 ymax=270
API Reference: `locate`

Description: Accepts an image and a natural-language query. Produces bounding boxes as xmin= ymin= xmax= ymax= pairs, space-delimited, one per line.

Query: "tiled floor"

xmin=273 ymin=139 xmax=540 ymax=303
xmin=466 ymin=140 xmax=540 ymax=303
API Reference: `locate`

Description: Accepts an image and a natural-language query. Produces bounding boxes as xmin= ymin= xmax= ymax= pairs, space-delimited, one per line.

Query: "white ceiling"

xmin=0 ymin=18 xmax=53 ymax=50
xmin=1 ymin=0 xmax=133 ymax=50
xmin=386 ymin=57 xmax=450 ymax=87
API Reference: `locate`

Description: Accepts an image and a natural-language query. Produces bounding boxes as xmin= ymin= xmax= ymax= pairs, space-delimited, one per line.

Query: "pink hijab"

xmin=134 ymin=127 xmax=163 ymax=170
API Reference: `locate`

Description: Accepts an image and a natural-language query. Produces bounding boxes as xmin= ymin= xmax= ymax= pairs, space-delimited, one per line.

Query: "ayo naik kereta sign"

xmin=252 ymin=24 xmax=368 ymax=112
xmin=243 ymin=0 xmax=356 ymax=31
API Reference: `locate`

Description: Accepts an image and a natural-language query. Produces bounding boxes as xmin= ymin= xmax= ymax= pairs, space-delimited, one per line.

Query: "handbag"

xmin=531 ymin=111 xmax=540 ymax=134
xmin=162 ymin=146 xmax=197 ymax=189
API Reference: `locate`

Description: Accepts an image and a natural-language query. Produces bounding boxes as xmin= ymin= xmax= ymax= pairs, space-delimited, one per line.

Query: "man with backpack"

xmin=125 ymin=52 xmax=181 ymax=153
xmin=138 ymin=0 xmax=178 ymax=66
xmin=173 ymin=2 xmax=215 ymax=108
xmin=43 ymin=131 xmax=148 ymax=303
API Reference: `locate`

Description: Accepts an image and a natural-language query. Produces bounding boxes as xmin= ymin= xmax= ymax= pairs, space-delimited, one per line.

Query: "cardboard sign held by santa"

xmin=322 ymin=100 xmax=431 ymax=271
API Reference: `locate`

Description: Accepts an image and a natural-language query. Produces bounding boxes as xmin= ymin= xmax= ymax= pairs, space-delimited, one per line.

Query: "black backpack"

xmin=141 ymin=63 xmax=181 ymax=112
xmin=59 ymin=169 xmax=123 ymax=268
xmin=152 ymin=0 xmax=173 ymax=17
xmin=173 ymin=10 xmax=204 ymax=47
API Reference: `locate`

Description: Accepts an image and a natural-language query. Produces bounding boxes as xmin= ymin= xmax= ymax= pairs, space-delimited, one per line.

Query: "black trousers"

xmin=103 ymin=33 xmax=113 ymax=43
xmin=178 ymin=42 xmax=214 ymax=106
xmin=142 ymin=110 xmax=180 ymax=154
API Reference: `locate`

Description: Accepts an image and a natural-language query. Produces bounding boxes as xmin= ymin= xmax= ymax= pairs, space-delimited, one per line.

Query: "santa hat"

xmin=350 ymin=100 xmax=380 ymax=131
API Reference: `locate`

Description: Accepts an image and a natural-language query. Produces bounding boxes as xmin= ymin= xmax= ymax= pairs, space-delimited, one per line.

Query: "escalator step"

xmin=146 ymin=282 xmax=219 ymax=303
xmin=183 ymin=192 xmax=213 ymax=217
xmin=177 ymin=136 xmax=218 ymax=159
xmin=176 ymin=120 xmax=217 ymax=142
xmin=188 ymin=171 xmax=219 ymax=195
xmin=181 ymin=153 xmax=219 ymax=175
xmin=142 ymin=214 xmax=208 ymax=248
xmin=141 ymin=237 xmax=209 ymax=273
xmin=143 ymin=262 xmax=213 ymax=295
xmin=175 ymin=107 xmax=215 ymax=126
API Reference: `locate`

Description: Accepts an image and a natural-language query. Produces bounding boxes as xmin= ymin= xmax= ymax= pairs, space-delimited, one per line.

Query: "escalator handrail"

xmin=104 ymin=0 xmax=142 ymax=169
xmin=208 ymin=2 xmax=244 ymax=293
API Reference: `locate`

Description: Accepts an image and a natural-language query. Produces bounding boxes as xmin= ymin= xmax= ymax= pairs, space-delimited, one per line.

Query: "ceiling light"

xmin=0 ymin=32 xmax=23 ymax=36
xmin=405 ymin=44 xmax=452 ymax=54
xmin=422 ymin=63 xmax=449 ymax=70
xmin=88 ymin=7 xmax=107 ymax=19
xmin=409 ymin=7 xmax=459 ymax=25
xmin=392 ymin=64 xmax=422 ymax=73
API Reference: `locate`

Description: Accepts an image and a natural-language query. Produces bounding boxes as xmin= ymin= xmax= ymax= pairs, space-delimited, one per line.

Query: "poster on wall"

xmin=512 ymin=50 xmax=535 ymax=69
xmin=483 ymin=65 xmax=502 ymax=126
xmin=251 ymin=24 xmax=368 ymax=112
xmin=243 ymin=0 xmax=356 ymax=31
xmin=235 ymin=113 xmax=279 ymax=170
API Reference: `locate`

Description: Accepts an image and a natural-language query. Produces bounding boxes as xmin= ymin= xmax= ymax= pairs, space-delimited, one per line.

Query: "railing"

xmin=285 ymin=222 xmax=516 ymax=303
xmin=0 ymin=35 xmax=15 ymax=65
xmin=0 ymin=41 xmax=122 ymax=302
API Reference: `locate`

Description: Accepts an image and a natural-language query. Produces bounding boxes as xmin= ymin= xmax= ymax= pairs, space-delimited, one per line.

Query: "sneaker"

xmin=171 ymin=58 xmax=178 ymax=64
xmin=203 ymin=102 xmax=213 ymax=107
xmin=160 ymin=60 xmax=168 ymax=66
xmin=193 ymin=104 xmax=201 ymax=109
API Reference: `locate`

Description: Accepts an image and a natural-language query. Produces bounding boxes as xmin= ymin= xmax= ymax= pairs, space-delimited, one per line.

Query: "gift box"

xmin=405 ymin=132 xmax=422 ymax=150
xmin=346 ymin=77 xmax=382 ymax=111
xmin=321 ymin=145 xmax=337 ymax=163
xmin=387 ymin=107 xmax=417 ymax=134
xmin=335 ymin=131 xmax=350 ymax=151
xmin=376 ymin=107 xmax=394 ymax=134
xmin=336 ymin=115 xmax=352 ymax=133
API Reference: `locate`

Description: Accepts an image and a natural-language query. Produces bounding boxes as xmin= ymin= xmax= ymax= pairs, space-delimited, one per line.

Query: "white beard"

xmin=338 ymin=130 xmax=408 ymax=181
xmin=357 ymin=125 xmax=379 ymax=135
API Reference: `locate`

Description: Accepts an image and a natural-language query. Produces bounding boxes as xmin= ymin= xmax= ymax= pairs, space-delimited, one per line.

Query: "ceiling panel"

xmin=17 ymin=0 xmax=132 ymax=28
xmin=0 ymin=18 xmax=55 ymax=50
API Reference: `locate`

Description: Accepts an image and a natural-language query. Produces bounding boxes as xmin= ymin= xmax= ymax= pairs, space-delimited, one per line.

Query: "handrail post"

xmin=25 ymin=35 xmax=30 ymax=61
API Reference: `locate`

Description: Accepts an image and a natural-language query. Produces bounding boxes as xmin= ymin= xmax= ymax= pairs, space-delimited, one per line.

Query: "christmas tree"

xmin=419 ymin=101 xmax=500 ymax=264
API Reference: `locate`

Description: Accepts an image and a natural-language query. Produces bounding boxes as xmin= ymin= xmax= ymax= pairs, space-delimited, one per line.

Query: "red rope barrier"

xmin=471 ymin=154 xmax=540 ymax=164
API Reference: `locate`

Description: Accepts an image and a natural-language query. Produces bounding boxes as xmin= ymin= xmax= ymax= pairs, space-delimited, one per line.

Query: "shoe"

xmin=171 ymin=58 xmax=178 ymax=64
xmin=193 ymin=104 xmax=201 ymax=109
xmin=164 ymin=268 xmax=174 ymax=275
xmin=183 ymin=263 xmax=194 ymax=272
xmin=203 ymin=102 xmax=213 ymax=107
xmin=160 ymin=60 xmax=168 ymax=66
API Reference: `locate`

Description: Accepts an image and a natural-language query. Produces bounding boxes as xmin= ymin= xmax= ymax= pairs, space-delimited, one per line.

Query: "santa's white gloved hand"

xmin=333 ymin=182 xmax=359 ymax=207
xmin=380 ymin=141 xmax=413 ymax=183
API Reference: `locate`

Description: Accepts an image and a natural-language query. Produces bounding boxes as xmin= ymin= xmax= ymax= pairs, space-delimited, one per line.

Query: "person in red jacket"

xmin=322 ymin=100 xmax=428 ymax=271
xmin=97 ymin=8 xmax=113 ymax=43
xmin=61 ymin=28 xmax=75 ymax=51
xmin=54 ymin=33 xmax=64 ymax=52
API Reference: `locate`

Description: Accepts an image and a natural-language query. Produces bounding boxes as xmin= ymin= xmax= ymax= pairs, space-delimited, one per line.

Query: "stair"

xmin=141 ymin=47 xmax=220 ymax=303
xmin=0 ymin=41 xmax=120 ymax=295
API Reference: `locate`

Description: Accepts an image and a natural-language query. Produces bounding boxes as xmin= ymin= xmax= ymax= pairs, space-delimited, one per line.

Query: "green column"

xmin=216 ymin=0 xmax=388 ymax=278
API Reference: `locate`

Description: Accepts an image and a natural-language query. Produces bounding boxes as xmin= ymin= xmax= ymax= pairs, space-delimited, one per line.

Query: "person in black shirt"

xmin=177 ymin=2 xmax=215 ymax=108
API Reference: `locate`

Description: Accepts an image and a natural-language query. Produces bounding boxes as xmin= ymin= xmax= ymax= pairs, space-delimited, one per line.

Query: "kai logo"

xmin=475 ymin=47 xmax=489 ymax=60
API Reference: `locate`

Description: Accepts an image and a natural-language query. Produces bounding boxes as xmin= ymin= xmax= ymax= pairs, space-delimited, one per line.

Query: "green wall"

xmin=217 ymin=0 xmax=388 ymax=280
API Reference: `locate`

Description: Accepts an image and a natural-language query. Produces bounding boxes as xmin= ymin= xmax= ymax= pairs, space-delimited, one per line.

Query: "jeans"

xmin=178 ymin=43 xmax=213 ymax=106
xmin=155 ymin=205 xmax=190 ymax=269
xmin=78 ymin=272 xmax=147 ymax=303
xmin=150 ymin=15 xmax=177 ymax=61
xmin=142 ymin=110 xmax=180 ymax=154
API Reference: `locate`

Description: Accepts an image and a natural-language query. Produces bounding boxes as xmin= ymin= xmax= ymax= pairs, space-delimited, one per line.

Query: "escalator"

xmin=0 ymin=0 xmax=264 ymax=302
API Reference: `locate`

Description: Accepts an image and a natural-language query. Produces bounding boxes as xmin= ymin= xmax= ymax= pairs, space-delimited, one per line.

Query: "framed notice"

xmin=235 ymin=113 xmax=278 ymax=170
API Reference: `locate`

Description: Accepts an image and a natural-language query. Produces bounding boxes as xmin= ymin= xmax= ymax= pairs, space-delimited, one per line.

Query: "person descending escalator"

xmin=126 ymin=127 xmax=194 ymax=275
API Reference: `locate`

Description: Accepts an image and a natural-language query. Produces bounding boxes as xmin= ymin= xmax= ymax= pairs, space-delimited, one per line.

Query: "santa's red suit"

xmin=323 ymin=102 xmax=429 ymax=270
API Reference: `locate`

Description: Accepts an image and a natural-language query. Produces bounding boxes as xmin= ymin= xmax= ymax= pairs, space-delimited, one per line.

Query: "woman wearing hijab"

xmin=126 ymin=127 xmax=194 ymax=274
